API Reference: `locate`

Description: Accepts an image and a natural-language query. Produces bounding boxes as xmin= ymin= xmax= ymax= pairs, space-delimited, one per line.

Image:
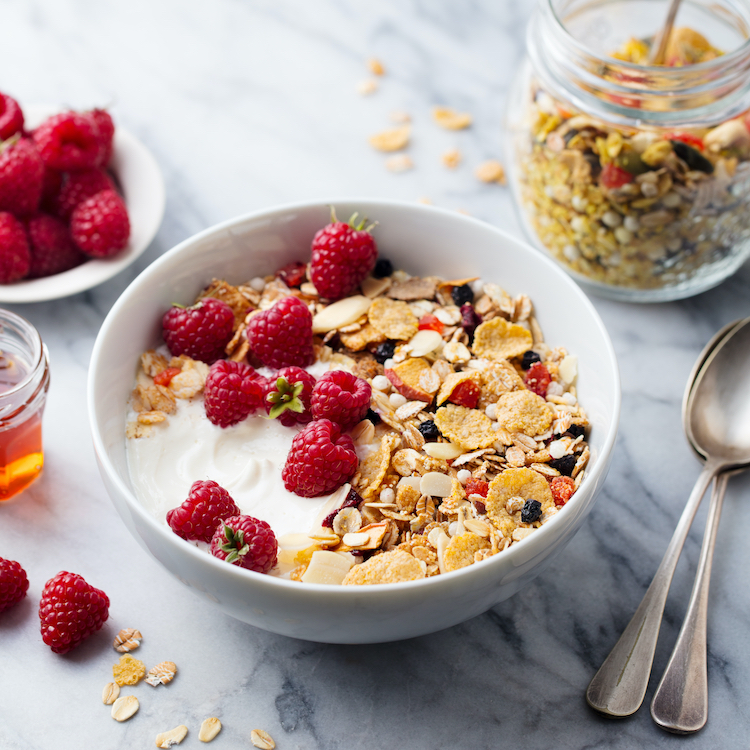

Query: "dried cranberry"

xmin=549 ymin=454 xmax=576 ymax=476
xmin=322 ymin=487 xmax=364 ymax=527
xmin=373 ymin=341 xmax=396 ymax=364
xmin=460 ymin=303 xmax=481 ymax=340
xmin=276 ymin=261 xmax=307 ymax=288
xmin=525 ymin=362 xmax=551 ymax=397
xmin=472 ymin=499 xmax=486 ymax=514
xmin=418 ymin=420 xmax=440 ymax=441
xmin=464 ymin=478 xmax=489 ymax=498
xmin=521 ymin=499 xmax=542 ymax=524
xmin=372 ymin=258 xmax=393 ymax=279
xmin=451 ymin=284 xmax=474 ymax=307
xmin=550 ymin=476 xmax=576 ymax=506
xmin=521 ymin=350 xmax=541 ymax=370
xmin=448 ymin=379 xmax=481 ymax=409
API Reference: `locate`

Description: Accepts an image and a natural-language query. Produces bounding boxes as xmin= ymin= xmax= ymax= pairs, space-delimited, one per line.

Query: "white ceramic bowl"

xmin=88 ymin=199 xmax=620 ymax=644
xmin=0 ymin=106 xmax=165 ymax=304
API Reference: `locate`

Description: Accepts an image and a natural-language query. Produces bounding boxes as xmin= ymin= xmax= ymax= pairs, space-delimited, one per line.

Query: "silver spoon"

xmin=648 ymin=0 xmax=683 ymax=65
xmin=586 ymin=318 xmax=750 ymax=717
xmin=651 ymin=318 xmax=750 ymax=733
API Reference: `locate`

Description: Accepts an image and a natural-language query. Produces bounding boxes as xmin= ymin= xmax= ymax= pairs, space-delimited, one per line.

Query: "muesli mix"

xmin=515 ymin=28 xmax=750 ymax=290
xmin=126 ymin=211 xmax=589 ymax=585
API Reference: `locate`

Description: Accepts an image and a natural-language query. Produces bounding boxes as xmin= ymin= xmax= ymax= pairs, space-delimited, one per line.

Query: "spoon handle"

xmin=650 ymin=471 xmax=729 ymax=734
xmin=586 ymin=464 xmax=716 ymax=717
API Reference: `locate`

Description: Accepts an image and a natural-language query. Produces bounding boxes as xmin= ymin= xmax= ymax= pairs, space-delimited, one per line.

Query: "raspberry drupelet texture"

xmin=0 ymin=557 xmax=29 ymax=612
xmin=26 ymin=213 xmax=86 ymax=278
xmin=0 ymin=212 xmax=31 ymax=283
xmin=0 ymin=138 xmax=44 ymax=217
xmin=50 ymin=168 xmax=115 ymax=220
xmin=282 ymin=419 xmax=358 ymax=497
xmin=204 ymin=360 xmax=263 ymax=427
xmin=167 ymin=479 xmax=241 ymax=542
xmin=310 ymin=370 xmax=372 ymax=429
xmin=87 ymin=108 xmax=115 ymax=167
xmin=162 ymin=297 xmax=235 ymax=364
xmin=310 ymin=215 xmax=377 ymax=300
xmin=38 ymin=571 xmax=109 ymax=654
xmin=0 ymin=93 xmax=24 ymax=140
xmin=69 ymin=189 xmax=130 ymax=258
xmin=246 ymin=295 xmax=314 ymax=369
xmin=264 ymin=366 xmax=316 ymax=426
xmin=210 ymin=515 xmax=278 ymax=573
xmin=32 ymin=112 xmax=101 ymax=171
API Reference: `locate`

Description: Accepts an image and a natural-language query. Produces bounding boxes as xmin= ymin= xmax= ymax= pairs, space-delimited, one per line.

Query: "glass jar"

xmin=505 ymin=0 xmax=750 ymax=301
xmin=0 ymin=309 xmax=50 ymax=500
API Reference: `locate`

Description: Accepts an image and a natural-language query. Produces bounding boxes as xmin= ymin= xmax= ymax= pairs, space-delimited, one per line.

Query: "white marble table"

xmin=2 ymin=1 xmax=750 ymax=748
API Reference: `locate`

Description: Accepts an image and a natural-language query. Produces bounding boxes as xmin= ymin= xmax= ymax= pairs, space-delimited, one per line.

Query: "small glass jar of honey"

xmin=0 ymin=309 xmax=50 ymax=500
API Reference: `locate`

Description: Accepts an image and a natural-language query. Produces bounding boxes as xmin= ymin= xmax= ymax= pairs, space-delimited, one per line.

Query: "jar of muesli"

xmin=505 ymin=0 xmax=750 ymax=301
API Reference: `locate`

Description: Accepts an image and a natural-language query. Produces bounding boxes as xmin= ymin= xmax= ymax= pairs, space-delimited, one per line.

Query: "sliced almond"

xmin=251 ymin=729 xmax=276 ymax=749
xmin=422 ymin=442 xmax=463 ymax=460
xmin=300 ymin=550 xmax=354 ymax=584
xmin=155 ymin=725 xmax=188 ymax=748
xmin=199 ymin=718 xmax=222 ymax=743
xmin=407 ymin=329 xmax=443 ymax=357
xmin=312 ymin=296 xmax=371 ymax=332
xmin=111 ymin=695 xmax=139 ymax=722
xmin=102 ymin=682 xmax=120 ymax=705
xmin=420 ymin=472 xmax=454 ymax=498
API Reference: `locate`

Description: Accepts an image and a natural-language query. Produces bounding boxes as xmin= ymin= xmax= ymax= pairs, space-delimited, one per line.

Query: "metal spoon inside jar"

xmin=586 ymin=317 xmax=750 ymax=717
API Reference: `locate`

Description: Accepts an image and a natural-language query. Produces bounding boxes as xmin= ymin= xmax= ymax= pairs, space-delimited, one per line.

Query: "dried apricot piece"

xmin=473 ymin=318 xmax=533 ymax=360
xmin=385 ymin=358 xmax=440 ymax=402
xmin=436 ymin=370 xmax=482 ymax=407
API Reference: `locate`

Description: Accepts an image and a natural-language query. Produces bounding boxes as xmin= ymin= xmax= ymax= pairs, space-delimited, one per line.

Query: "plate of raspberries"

xmin=0 ymin=94 xmax=165 ymax=302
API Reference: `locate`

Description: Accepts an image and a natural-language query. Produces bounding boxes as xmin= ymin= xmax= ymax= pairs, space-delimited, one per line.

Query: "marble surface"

xmin=2 ymin=1 xmax=750 ymax=748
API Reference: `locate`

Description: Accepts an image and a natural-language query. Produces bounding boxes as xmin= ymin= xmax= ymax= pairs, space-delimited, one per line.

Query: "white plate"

xmin=0 ymin=105 xmax=166 ymax=303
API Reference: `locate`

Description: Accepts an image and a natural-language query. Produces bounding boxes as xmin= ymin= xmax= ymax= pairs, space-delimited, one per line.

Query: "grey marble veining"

xmin=2 ymin=1 xmax=750 ymax=748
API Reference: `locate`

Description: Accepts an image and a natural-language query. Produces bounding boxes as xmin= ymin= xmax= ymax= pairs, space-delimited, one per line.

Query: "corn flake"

xmin=342 ymin=549 xmax=425 ymax=585
xmin=433 ymin=404 xmax=497 ymax=450
xmin=478 ymin=360 xmax=525 ymax=408
xmin=355 ymin=432 xmax=401 ymax=499
xmin=473 ymin=318 xmax=533 ymax=360
xmin=444 ymin=532 xmax=491 ymax=571
xmin=436 ymin=370 xmax=482 ymax=406
xmin=494 ymin=390 xmax=554 ymax=436
xmin=485 ymin=468 xmax=554 ymax=536
xmin=339 ymin=322 xmax=386 ymax=351
xmin=368 ymin=297 xmax=419 ymax=339
xmin=112 ymin=654 xmax=147 ymax=686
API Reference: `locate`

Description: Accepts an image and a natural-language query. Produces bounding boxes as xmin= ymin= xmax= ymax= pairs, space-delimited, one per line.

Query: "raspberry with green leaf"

xmin=210 ymin=515 xmax=278 ymax=573
xmin=264 ymin=366 xmax=315 ymax=426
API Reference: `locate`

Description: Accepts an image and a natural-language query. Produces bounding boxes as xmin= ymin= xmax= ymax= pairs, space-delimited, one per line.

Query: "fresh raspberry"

xmin=0 ymin=93 xmax=24 ymax=140
xmin=550 ymin=475 xmax=576 ymax=507
xmin=166 ymin=479 xmax=240 ymax=542
xmin=32 ymin=112 xmax=101 ymax=171
xmin=0 ymin=212 xmax=31 ymax=283
xmin=162 ymin=297 xmax=235 ymax=363
xmin=26 ymin=213 xmax=86 ymax=278
xmin=264 ymin=366 xmax=316 ymax=426
xmin=275 ymin=261 xmax=307 ymax=288
xmin=282 ymin=419 xmax=358 ymax=497
xmin=210 ymin=515 xmax=278 ymax=573
xmin=525 ymin=362 xmax=552 ymax=397
xmin=246 ymin=295 xmax=314 ymax=369
xmin=310 ymin=212 xmax=377 ymax=300
xmin=87 ymin=108 xmax=115 ymax=167
xmin=153 ymin=367 xmax=181 ymax=387
xmin=0 ymin=557 xmax=29 ymax=612
xmin=40 ymin=167 xmax=63 ymax=208
xmin=310 ymin=370 xmax=372 ymax=429
xmin=38 ymin=571 xmax=109 ymax=654
xmin=464 ymin=478 xmax=489 ymax=499
xmin=204 ymin=360 xmax=263 ymax=427
xmin=69 ymin=189 xmax=130 ymax=258
xmin=0 ymin=138 xmax=44 ymax=216
xmin=50 ymin=168 xmax=115 ymax=220
xmin=447 ymin=379 xmax=481 ymax=409
xmin=418 ymin=314 xmax=444 ymax=334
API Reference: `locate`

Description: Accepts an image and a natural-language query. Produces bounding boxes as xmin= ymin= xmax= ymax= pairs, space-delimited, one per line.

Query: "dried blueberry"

xmin=549 ymin=454 xmax=576 ymax=476
xmin=451 ymin=284 xmax=474 ymax=307
xmin=373 ymin=341 xmax=396 ymax=364
xmin=366 ymin=408 xmax=381 ymax=426
xmin=566 ymin=424 xmax=586 ymax=439
xmin=373 ymin=258 xmax=394 ymax=279
xmin=418 ymin=420 xmax=440 ymax=441
xmin=521 ymin=350 xmax=541 ymax=369
xmin=521 ymin=499 xmax=543 ymax=524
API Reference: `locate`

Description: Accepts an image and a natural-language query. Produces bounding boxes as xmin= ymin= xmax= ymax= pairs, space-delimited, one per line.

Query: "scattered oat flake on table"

xmin=385 ymin=154 xmax=414 ymax=173
xmin=199 ymin=718 xmax=222 ymax=742
xmin=113 ymin=627 xmax=142 ymax=652
xmin=475 ymin=160 xmax=507 ymax=184
xmin=146 ymin=660 xmax=177 ymax=686
xmin=251 ymin=729 xmax=276 ymax=749
xmin=356 ymin=79 xmax=378 ymax=96
xmin=367 ymin=57 xmax=385 ymax=75
xmin=102 ymin=682 xmax=120 ymax=705
xmin=155 ymin=725 xmax=188 ymax=748
xmin=112 ymin=654 xmax=146 ymax=686
xmin=433 ymin=106 xmax=472 ymax=130
xmin=390 ymin=110 xmax=411 ymax=123
xmin=368 ymin=125 xmax=410 ymax=152
xmin=442 ymin=148 xmax=462 ymax=168
xmin=111 ymin=695 xmax=139 ymax=722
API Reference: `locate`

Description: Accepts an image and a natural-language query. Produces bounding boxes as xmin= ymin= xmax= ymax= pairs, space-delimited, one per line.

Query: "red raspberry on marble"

xmin=282 ymin=418 xmax=358 ymax=497
xmin=50 ymin=168 xmax=115 ymax=220
xmin=26 ymin=213 xmax=86 ymax=278
xmin=310 ymin=370 xmax=371 ymax=430
xmin=167 ymin=479 xmax=241 ymax=543
xmin=38 ymin=571 xmax=109 ymax=654
xmin=162 ymin=297 xmax=235 ymax=364
xmin=0 ymin=212 xmax=31 ymax=283
xmin=210 ymin=515 xmax=278 ymax=573
xmin=161 ymin=297 xmax=234 ymax=364
xmin=69 ymin=189 xmax=130 ymax=258
xmin=204 ymin=359 xmax=263 ymax=427
xmin=550 ymin=475 xmax=576 ymax=507
xmin=0 ymin=138 xmax=44 ymax=217
xmin=310 ymin=212 xmax=377 ymax=300
xmin=246 ymin=295 xmax=314 ymax=369
xmin=87 ymin=108 xmax=115 ymax=167
xmin=0 ymin=557 xmax=29 ymax=612
xmin=264 ymin=366 xmax=316 ymax=426
xmin=525 ymin=362 xmax=552 ymax=397
xmin=0 ymin=93 xmax=24 ymax=140
xmin=32 ymin=112 xmax=101 ymax=171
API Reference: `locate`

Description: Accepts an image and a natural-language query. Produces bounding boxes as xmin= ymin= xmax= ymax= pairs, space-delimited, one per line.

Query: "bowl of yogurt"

xmin=88 ymin=199 xmax=620 ymax=643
